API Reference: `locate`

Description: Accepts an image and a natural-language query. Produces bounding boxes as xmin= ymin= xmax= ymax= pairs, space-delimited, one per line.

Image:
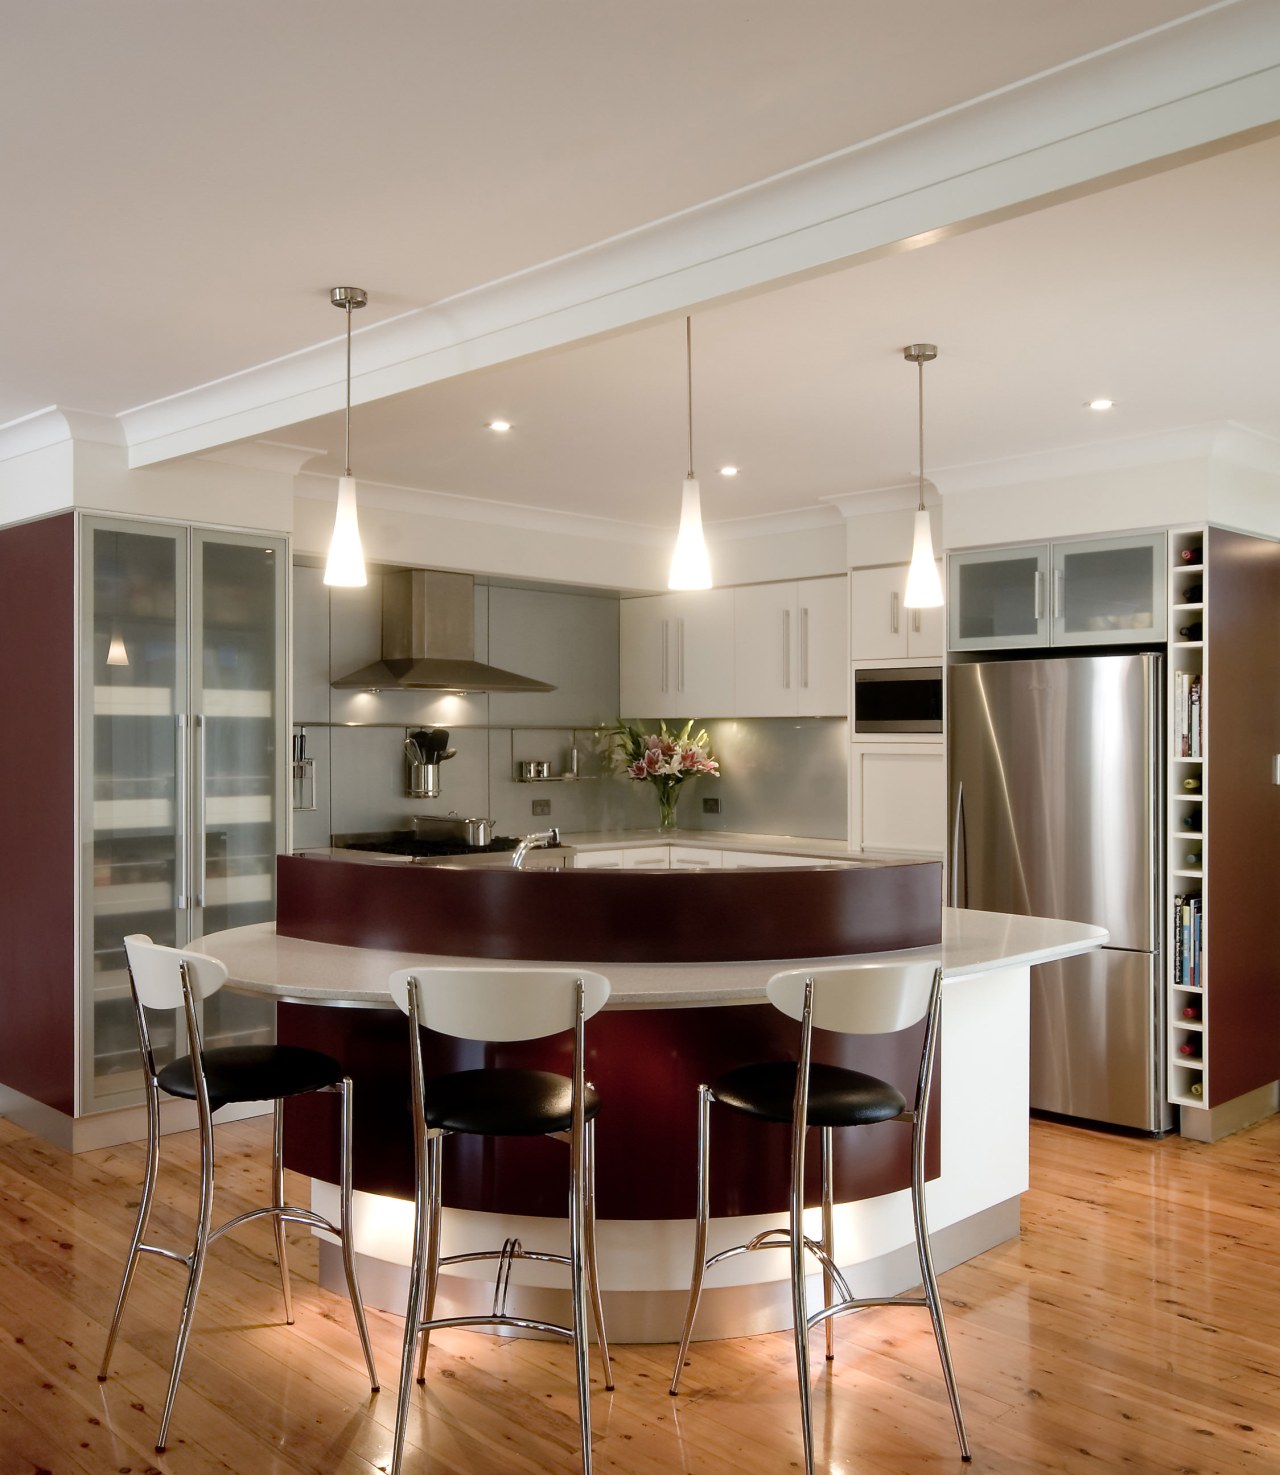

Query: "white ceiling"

xmin=3 ymin=0 xmax=1277 ymax=529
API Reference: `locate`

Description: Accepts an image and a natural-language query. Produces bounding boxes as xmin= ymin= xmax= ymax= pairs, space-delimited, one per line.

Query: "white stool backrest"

xmin=124 ymin=934 xmax=229 ymax=1011
xmin=387 ymin=965 xmax=611 ymax=1042
xmin=766 ymin=959 xmax=942 ymax=1036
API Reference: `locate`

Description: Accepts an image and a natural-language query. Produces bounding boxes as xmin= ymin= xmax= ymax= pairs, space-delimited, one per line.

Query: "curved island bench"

xmin=198 ymin=855 xmax=1106 ymax=1342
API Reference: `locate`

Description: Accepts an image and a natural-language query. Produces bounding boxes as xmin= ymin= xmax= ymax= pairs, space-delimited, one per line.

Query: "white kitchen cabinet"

xmin=849 ymin=564 xmax=944 ymax=660
xmin=719 ymin=850 xmax=829 ymax=868
xmin=571 ymin=848 xmax=627 ymax=869
xmin=849 ymin=741 xmax=946 ymax=854
xmin=668 ymin=845 xmax=722 ymax=870
xmin=619 ymin=589 xmax=734 ymax=719
xmin=733 ymin=576 xmax=847 ymax=717
xmin=624 ymin=847 xmax=671 ymax=869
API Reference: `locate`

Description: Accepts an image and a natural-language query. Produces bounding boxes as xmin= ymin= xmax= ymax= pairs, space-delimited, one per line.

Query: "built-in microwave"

xmin=853 ymin=665 xmax=943 ymax=734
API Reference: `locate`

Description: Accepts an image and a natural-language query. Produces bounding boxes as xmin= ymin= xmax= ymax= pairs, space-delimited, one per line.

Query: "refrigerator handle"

xmin=195 ymin=713 xmax=207 ymax=909
xmin=949 ymin=780 xmax=966 ymax=908
xmin=176 ymin=714 xmax=189 ymax=910
xmin=1033 ymin=570 xmax=1044 ymax=621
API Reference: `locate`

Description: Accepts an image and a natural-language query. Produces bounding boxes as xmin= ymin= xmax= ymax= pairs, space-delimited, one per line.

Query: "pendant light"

xmin=667 ymin=316 xmax=712 ymax=590
xmin=902 ymin=342 xmax=943 ymax=609
xmin=324 ymin=285 xmax=369 ymax=587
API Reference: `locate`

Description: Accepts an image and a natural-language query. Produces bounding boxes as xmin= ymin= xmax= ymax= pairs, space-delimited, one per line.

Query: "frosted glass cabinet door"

xmin=948 ymin=546 xmax=1049 ymax=651
xmin=192 ymin=532 xmax=286 ymax=1053
xmin=82 ymin=520 xmax=188 ymax=1103
xmin=1051 ymin=533 xmax=1167 ymax=645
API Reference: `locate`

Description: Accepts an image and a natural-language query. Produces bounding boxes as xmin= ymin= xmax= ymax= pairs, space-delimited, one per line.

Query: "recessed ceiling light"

xmin=486 ymin=419 xmax=512 ymax=432
xmin=1086 ymin=399 xmax=1114 ymax=411
xmin=719 ymin=465 xmax=739 ymax=477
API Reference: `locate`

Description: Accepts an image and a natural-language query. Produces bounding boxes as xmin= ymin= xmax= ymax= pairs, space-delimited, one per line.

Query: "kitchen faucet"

xmin=511 ymin=827 xmax=561 ymax=868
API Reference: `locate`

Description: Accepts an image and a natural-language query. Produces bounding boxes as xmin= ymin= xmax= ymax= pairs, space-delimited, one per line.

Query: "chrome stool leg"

xmin=98 ymin=1079 xmax=162 ymax=1380
xmin=414 ymin=1130 xmax=444 ymax=1384
xmin=392 ymin=1127 xmax=436 ymax=1475
xmin=336 ymin=1078 xmax=379 ymax=1391
xmin=911 ymin=1111 xmax=970 ymax=1460
xmin=568 ymin=1106 xmax=593 ymax=1475
xmin=788 ymin=1110 xmax=816 ymax=1475
xmin=155 ymin=1104 xmax=217 ymax=1451
xmin=820 ymin=1126 xmax=835 ymax=1362
xmin=272 ymin=1098 xmax=294 ymax=1325
xmin=583 ymin=1117 xmax=614 ymax=1390
xmin=669 ymin=1084 xmax=712 ymax=1395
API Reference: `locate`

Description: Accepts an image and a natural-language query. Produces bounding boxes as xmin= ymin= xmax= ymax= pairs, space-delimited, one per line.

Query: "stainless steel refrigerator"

xmin=948 ymin=653 xmax=1172 ymax=1133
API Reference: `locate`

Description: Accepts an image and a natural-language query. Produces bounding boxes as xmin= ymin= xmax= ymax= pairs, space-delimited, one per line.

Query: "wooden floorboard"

xmin=0 ymin=1111 xmax=1278 ymax=1473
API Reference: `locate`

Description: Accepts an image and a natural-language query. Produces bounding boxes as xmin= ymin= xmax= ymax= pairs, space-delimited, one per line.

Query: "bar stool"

xmin=386 ymin=964 xmax=614 ymax=1475
xmin=668 ymin=958 xmax=969 ymax=1474
xmin=98 ymin=934 xmax=379 ymax=1450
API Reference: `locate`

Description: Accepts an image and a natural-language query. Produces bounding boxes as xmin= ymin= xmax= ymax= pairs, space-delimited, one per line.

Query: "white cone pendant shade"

xmin=324 ymin=475 xmax=368 ymax=587
xmin=904 ymin=506 xmax=943 ymax=607
xmin=105 ymin=629 xmax=130 ymax=667
xmin=668 ymin=475 xmax=712 ymax=589
xmin=323 ymin=285 xmax=369 ymax=588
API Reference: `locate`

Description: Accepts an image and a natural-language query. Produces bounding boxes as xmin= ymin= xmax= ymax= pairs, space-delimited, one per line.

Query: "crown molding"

xmin=122 ymin=1 xmax=1280 ymax=468
xmin=822 ymin=482 xmax=939 ymax=518
xmin=711 ymin=503 xmax=844 ymax=540
xmin=0 ymin=406 xmax=124 ymax=461
xmin=197 ymin=440 xmax=323 ymax=476
xmin=931 ymin=420 xmax=1280 ymax=495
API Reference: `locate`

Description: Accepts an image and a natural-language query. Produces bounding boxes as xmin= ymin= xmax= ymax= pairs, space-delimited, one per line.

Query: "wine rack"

xmin=1167 ymin=527 xmax=1206 ymax=1111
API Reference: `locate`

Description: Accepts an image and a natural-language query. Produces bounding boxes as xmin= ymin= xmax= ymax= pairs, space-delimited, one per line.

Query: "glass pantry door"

xmin=81 ymin=519 xmax=188 ymax=1108
xmin=190 ymin=531 xmax=286 ymax=1053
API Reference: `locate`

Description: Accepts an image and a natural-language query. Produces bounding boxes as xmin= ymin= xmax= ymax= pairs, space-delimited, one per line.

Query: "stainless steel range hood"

xmin=331 ymin=569 xmax=555 ymax=693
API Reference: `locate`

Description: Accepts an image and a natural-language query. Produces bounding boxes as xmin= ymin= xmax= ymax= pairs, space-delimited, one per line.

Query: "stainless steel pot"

xmin=412 ymin=813 xmax=496 ymax=847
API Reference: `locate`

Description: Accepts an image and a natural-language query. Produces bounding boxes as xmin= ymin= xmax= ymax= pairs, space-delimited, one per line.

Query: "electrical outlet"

xmin=702 ymin=796 xmax=721 ymax=814
xmin=532 ymin=799 xmax=552 ymax=817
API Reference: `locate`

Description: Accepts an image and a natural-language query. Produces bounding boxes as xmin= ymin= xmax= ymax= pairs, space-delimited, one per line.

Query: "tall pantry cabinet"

xmin=0 ymin=511 xmax=287 ymax=1134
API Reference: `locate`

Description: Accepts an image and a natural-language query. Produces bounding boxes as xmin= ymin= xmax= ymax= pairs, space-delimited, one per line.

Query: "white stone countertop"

xmin=198 ymin=908 xmax=1106 ymax=1012
xmin=558 ymin=829 xmax=940 ymax=864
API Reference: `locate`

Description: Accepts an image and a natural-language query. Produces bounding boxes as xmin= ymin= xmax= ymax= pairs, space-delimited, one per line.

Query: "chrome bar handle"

xmin=1053 ymin=567 xmax=1064 ymax=620
xmin=949 ymin=780 xmax=965 ymax=908
xmin=176 ymin=714 xmax=190 ymax=910
xmin=890 ymin=590 xmax=900 ymax=635
xmin=660 ymin=620 xmax=669 ymax=693
xmin=800 ymin=605 xmax=809 ymax=688
xmin=783 ymin=608 xmax=792 ymax=689
xmin=1033 ymin=570 xmax=1044 ymax=621
xmin=912 ymin=608 xmax=921 ymax=634
xmin=194 ymin=714 xmax=207 ymax=909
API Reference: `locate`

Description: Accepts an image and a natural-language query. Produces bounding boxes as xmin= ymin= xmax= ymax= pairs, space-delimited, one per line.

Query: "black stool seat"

xmin=422 ymin=1068 xmax=601 ymax=1136
xmin=157 ymin=1045 xmax=344 ymax=1114
xmin=712 ymin=1061 xmax=906 ymax=1128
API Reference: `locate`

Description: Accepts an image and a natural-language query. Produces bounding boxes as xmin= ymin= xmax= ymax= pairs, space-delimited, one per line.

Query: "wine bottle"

xmin=1189 ymin=1081 xmax=1204 ymax=1098
xmin=1185 ymin=850 xmax=1201 ymax=868
xmin=1183 ymin=583 xmax=1203 ymax=604
xmin=1181 ymin=811 xmax=1201 ymax=829
xmin=1181 ymin=1005 xmax=1201 ymax=1021
xmin=1178 ymin=621 xmax=1202 ymax=640
xmin=1180 ymin=544 xmax=1202 ymax=563
xmin=1183 ymin=776 xmax=1201 ymax=793
xmin=1178 ymin=1041 xmax=1199 ymax=1057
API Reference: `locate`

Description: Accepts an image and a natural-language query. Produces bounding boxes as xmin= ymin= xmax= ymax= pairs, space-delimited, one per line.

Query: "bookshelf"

xmin=1167 ymin=528 xmax=1205 ymax=1109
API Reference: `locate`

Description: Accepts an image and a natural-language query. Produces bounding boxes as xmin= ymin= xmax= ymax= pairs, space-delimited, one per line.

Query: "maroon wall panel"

xmin=277 ymin=855 xmax=943 ymax=963
xmin=280 ymin=1000 xmax=940 ymax=1220
xmin=0 ymin=513 xmax=76 ymax=1113
xmin=1205 ymin=527 xmax=1280 ymax=1103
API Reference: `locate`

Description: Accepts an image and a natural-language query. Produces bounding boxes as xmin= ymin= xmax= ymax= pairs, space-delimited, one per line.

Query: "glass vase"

xmin=655 ymin=783 xmax=681 ymax=832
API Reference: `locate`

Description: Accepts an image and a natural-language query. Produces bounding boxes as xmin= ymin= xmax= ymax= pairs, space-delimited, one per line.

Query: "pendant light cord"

xmin=343 ymin=301 xmax=353 ymax=478
xmin=686 ymin=316 xmax=695 ymax=480
xmin=916 ymin=354 xmax=925 ymax=513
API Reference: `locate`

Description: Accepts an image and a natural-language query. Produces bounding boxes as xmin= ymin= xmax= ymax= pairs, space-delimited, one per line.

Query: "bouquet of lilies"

xmin=610 ymin=719 xmax=719 ymax=829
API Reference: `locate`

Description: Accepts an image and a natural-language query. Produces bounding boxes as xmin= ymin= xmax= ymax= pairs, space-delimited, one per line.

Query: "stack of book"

xmin=1174 ymin=671 xmax=1202 ymax=758
xmin=1173 ymin=892 xmax=1204 ymax=988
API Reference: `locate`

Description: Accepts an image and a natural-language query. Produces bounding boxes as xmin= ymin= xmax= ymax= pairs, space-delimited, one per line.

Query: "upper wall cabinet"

xmin=619 ymin=588 xmax=735 ymax=719
xmin=733 ymin=576 xmax=847 ymax=716
xmin=849 ymin=564 xmax=944 ymax=661
xmin=948 ymin=533 xmax=1167 ymax=652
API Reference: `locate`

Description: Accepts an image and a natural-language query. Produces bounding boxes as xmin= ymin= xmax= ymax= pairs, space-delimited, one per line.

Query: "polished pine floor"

xmin=1 ymin=1110 xmax=1278 ymax=1474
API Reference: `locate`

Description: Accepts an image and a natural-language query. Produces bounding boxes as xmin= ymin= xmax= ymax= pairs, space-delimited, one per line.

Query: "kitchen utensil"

xmin=412 ymin=814 xmax=496 ymax=847
xmin=404 ymin=736 xmax=425 ymax=764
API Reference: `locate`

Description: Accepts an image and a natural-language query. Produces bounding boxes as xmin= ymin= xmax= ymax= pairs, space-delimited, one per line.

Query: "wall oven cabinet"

xmin=80 ymin=517 xmax=287 ymax=1113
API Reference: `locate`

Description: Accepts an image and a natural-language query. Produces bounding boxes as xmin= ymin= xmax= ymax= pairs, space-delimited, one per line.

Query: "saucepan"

xmin=412 ymin=813 xmax=496 ymax=847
